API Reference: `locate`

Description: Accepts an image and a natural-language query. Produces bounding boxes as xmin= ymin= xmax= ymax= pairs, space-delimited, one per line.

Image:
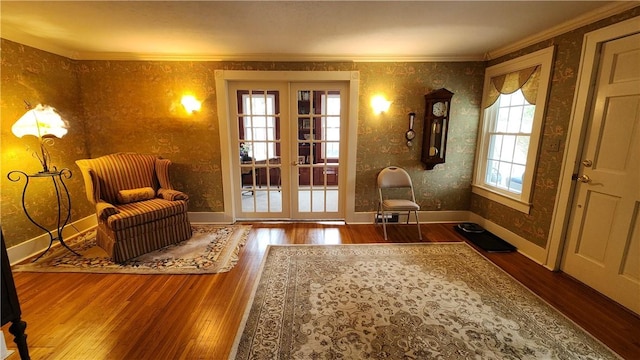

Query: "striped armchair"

xmin=76 ymin=153 xmax=192 ymax=262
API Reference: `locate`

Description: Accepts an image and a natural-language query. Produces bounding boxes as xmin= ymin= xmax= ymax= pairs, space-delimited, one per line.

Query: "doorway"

xmin=215 ymin=71 xmax=359 ymax=223
xmin=228 ymin=82 xmax=347 ymax=220
xmin=547 ymin=18 xmax=640 ymax=315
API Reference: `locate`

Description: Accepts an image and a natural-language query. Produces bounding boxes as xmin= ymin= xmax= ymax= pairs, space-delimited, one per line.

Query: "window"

xmin=485 ymin=89 xmax=534 ymax=194
xmin=321 ymin=92 xmax=341 ymax=160
xmin=473 ymin=46 xmax=554 ymax=213
xmin=242 ymin=92 xmax=277 ymax=161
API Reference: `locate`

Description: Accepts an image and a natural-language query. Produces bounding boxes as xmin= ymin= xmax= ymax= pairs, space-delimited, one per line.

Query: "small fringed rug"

xmin=13 ymin=224 xmax=250 ymax=274
xmin=231 ymin=243 xmax=619 ymax=359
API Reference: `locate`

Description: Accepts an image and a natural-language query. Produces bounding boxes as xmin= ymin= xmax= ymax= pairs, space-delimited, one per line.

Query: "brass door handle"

xmin=576 ymin=174 xmax=591 ymax=183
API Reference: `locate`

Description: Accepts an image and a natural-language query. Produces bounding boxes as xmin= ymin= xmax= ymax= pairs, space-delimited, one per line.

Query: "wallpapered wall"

xmin=1 ymin=45 xmax=485 ymax=248
xmin=0 ymin=42 xmax=93 ymax=247
xmin=470 ymin=7 xmax=640 ymax=248
xmin=1 ymin=7 xmax=637 ymax=250
xmin=78 ymin=60 xmax=485 ymax=213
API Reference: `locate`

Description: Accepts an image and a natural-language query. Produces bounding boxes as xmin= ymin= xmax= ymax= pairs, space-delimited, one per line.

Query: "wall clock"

xmin=421 ymin=88 xmax=454 ymax=170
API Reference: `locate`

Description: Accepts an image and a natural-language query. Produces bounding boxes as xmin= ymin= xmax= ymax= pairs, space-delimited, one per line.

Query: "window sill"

xmin=471 ymin=184 xmax=532 ymax=214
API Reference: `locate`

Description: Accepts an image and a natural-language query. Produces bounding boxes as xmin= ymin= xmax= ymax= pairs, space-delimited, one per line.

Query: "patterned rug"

xmin=231 ymin=243 xmax=618 ymax=359
xmin=13 ymin=224 xmax=250 ymax=274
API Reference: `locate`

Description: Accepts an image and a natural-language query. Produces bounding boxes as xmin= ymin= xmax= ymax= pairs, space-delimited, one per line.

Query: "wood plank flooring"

xmin=3 ymin=223 xmax=639 ymax=359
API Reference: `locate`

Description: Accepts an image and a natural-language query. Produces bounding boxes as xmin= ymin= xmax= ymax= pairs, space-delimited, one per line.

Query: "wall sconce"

xmin=181 ymin=95 xmax=201 ymax=114
xmin=11 ymin=101 xmax=68 ymax=173
xmin=371 ymin=95 xmax=391 ymax=114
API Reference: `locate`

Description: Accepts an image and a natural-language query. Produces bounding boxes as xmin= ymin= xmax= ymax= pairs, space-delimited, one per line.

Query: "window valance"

xmin=483 ymin=65 xmax=540 ymax=108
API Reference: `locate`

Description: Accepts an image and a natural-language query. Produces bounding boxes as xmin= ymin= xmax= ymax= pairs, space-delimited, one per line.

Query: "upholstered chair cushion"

xmin=117 ymin=187 xmax=156 ymax=204
xmin=107 ymin=198 xmax=188 ymax=231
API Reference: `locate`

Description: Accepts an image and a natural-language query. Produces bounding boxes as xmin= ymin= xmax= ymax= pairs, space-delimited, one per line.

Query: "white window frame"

xmin=472 ymin=46 xmax=555 ymax=214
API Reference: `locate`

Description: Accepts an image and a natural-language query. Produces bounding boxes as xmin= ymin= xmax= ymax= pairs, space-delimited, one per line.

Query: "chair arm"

xmin=155 ymin=158 xmax=174 ymax=190
xmin=75 ymin=162 xmax=102 ymax=204
xmin=157 ymin=188 xmax=189 ymax=201
xmin=96 ymin=201 xmax=119 ymax=220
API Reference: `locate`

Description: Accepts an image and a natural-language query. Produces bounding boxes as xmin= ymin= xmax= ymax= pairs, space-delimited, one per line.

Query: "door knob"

xmin=576 ymin=174 xmax=591 ymax=183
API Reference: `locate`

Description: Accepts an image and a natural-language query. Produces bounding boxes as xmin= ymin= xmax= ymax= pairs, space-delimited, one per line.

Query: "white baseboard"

xmin=353 ymin=210 xmax=548 ymax=266
xmin=467 ymin=213 xmax=547 ymax=266
xmin=191 ymin=210 xmax=470 ymax=225
xmin=7 ymin=215 xmax=97 ymax=265
xmin=8 ymin=211 xmax=548 ymax=269
xmin=188 ymin=212 xmax=232 ymax=224
xmin=7 ymin=212 xmax=229 ymax=265
xmin=349 ymin=210 xmax=471 ymax=224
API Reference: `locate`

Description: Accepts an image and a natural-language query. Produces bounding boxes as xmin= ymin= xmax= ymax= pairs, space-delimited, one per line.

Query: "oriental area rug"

xmin=231 ymin=243 xmax=618 ymax=359
xmin=13 ymin=224 xmax=250 ymax=275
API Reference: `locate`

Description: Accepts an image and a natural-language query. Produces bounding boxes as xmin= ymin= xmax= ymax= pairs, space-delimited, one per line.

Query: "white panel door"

xmin=562 ymin=33 xmax=640 ymax=314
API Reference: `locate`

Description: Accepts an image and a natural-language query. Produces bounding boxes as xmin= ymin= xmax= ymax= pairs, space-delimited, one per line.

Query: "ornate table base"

xmin=7 ymin=168 xmax=80 ymax=262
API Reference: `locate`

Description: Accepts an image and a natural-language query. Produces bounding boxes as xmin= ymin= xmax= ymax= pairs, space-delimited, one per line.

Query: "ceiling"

xmin=0 ymin=1 xmax=633 ymax=62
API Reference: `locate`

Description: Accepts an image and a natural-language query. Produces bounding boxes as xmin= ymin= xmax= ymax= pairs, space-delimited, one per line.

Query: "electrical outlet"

xmin=375 ymin=213 xmax=399 ymax=223
xmin=548 ymin=139 xmax=561 ymax=152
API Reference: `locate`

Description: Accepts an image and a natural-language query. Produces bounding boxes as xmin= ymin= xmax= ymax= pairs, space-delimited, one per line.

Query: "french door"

xmin=229 ymin=81 xmax=347 ymax=220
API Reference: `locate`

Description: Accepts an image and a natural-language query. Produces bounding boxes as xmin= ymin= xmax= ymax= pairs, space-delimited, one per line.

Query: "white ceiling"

xmin=0 ymin=1 xmax=633 ymax=61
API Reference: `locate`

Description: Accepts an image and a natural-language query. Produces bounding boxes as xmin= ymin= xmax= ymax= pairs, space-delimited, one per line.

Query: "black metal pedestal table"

xmin=7 ymin=168 xmax=80 ymax=261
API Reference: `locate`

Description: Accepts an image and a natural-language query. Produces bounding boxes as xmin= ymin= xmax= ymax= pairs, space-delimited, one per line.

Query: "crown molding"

xmin=351 ymin=55 xmax=485 ymax=63
xmin=486 ymin=2 xmax=639 ymax=60
xmin=70 ymin=52 xmax=485 ymax=63
xmin=1 ymin=32 xmax=82 ymax=60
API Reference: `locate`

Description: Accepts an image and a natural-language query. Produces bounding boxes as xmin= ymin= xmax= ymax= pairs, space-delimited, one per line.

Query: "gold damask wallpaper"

xmin=1 ymin=42 xmax=93 ymax=247
xmin=78 ymin=60 xmax=485 ymax=214
xmin=471 ymin=7 xmax=640 ymax=247
xmin=1 ymin=44 xmax=483 ymax=248
xmin=1 ymin=7 xmax=638 ymax=250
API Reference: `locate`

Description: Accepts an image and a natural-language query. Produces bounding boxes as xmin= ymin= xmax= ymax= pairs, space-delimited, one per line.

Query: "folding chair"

xmin=376 ymin=166 xmax=422 ymax=240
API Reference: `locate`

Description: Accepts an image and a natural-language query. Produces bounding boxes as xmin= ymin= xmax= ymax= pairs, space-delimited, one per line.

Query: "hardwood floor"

xmin=3 ymin=222 xmax=639 ymax=359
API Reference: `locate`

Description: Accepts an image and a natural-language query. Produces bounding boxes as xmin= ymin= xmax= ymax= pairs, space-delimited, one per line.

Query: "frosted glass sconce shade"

xmin=181 ymin=95 xmax=201 ymax=114
xmin=371 ymin=95 xmax=391 ymax=114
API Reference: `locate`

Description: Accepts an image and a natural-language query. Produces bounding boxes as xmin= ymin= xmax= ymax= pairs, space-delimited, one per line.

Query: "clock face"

xmin=432 ymin=101 xmax=447 ymax=117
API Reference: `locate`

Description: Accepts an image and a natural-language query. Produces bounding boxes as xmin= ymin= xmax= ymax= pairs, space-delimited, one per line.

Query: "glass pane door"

xmin=291 ymin=84 xmax=346 ymax=219
xmin=231 ymin=83 xmax=289 ymax=219
xmin=228 ymin=81 xmax=346 ymax=220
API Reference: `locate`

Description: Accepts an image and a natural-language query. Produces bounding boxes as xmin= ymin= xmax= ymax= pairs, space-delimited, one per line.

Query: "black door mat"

xmin=454 ymin=223 xmax=516 ymax=252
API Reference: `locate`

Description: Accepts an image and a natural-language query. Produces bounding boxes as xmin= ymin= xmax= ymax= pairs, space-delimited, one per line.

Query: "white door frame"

xmin=546 ymin=18 xmax=640 ymax=270
xmin=215 ymin=70 xmax=360 ymax=223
